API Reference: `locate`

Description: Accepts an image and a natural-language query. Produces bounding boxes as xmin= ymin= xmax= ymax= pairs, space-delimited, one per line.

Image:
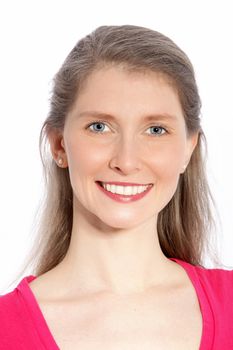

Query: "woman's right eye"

xmin=86 ymin=122 xmax=111 ymax=134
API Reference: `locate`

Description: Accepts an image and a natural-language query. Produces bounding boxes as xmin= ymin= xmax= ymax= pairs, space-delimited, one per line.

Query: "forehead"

xmin=70 ymin=65 xmax=183 ymax=121
xmin=79 ymin=64 xmax=178 ymax=95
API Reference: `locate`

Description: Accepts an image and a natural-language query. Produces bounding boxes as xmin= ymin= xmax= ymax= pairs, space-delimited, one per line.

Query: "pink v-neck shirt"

xmin=1 ymin=258 xmax=233 ymax=349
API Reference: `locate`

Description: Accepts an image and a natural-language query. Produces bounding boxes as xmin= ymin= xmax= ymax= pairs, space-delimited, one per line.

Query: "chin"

xmin=96 ymin=212 xmax=152 ymax=230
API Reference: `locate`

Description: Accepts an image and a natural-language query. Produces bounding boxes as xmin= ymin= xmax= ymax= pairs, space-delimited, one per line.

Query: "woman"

xmin=0 ymin=25 xmax=232 ymax=349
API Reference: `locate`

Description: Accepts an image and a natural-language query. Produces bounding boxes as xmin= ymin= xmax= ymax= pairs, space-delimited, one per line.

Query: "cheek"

xmin=149 ymin=141 xmax=185 ymax=177
xmin=148 ymin=143 xmax=184 ymax=211
xmin=65 ymin=135 xmax=107 ymax=177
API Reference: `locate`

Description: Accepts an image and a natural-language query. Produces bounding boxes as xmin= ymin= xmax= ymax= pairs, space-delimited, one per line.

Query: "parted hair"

xmin=11 ymin=25 xmax=222 ymax=287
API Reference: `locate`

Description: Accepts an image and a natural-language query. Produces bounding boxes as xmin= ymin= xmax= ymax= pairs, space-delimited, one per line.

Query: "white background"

xmin=0 ymin=0 xmax=232 ymax=293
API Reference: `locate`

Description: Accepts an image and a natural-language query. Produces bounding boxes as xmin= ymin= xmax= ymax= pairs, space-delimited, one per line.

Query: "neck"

xmin=55 ymin=212 xmax=175 ymax=297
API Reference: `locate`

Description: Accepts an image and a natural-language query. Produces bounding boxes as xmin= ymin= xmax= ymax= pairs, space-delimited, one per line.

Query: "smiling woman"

xmin=1 ymin=25 xmax=233 ymax=350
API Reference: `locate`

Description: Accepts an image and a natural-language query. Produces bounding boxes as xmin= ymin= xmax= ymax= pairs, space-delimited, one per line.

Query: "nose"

xmin=109 ymin=135 xmax=142 ymax=175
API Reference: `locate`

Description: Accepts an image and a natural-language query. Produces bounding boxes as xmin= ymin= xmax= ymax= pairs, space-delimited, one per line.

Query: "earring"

xmin=58 ymin=158 xmax=63 ymax=166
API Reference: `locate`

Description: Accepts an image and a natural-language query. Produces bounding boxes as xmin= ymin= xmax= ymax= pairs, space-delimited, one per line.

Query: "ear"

xmin=47 ymin=128 xmax=68 ymax=168
xmin=181 ymin=132 xmax=199 ymax=174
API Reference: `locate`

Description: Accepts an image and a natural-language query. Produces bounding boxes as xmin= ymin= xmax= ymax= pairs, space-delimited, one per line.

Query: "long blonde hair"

xmin=8 ymin=25 xmax=223 ymax=289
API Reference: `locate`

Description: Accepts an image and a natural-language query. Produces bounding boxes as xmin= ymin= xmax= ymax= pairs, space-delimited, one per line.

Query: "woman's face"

xmin=59 ymin=66 xmax=198 ymax=229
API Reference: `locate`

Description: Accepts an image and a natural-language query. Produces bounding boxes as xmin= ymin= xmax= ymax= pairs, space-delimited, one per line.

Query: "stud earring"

xmin=58 ymin=158 xmax=63 ymax=166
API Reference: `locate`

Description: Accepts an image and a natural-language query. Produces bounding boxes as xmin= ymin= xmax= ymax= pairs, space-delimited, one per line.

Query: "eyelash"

xmin=85 ymin=120 xmax=168 ymax=136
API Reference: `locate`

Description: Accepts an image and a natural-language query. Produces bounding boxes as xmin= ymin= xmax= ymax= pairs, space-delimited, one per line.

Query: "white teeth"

xmin=102 ymin=183 xmax=150 ymax=195
xmin=132 ymin=186 xmax=138 ymax=195
xmin=106 ymin=184 xmax=113 ymax=192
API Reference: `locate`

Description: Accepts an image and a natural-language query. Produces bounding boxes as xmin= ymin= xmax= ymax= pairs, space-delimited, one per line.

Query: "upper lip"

xmin=97 ymin=181 xmax=153 ymax=186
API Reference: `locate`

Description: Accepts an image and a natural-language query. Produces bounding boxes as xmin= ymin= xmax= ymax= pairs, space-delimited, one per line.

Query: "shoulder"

xmin=0 ymin=276 xmax=37 ymax=349
xmin=0 ymin=275 xmax=37 ymax=322
xmin=172 ymin=258 xmax=233 ymax=288
xmin=0 ymin=289 xmax=23 ymax=348
xmin=194 ymin=264 xmax=233 ymax=288
xmin=174 ymin=258 xmax=233 ymax=309
xmin=195 ymin=266 xmax=233 ymax=344
xmin=193 ymin=264 xmax=233 ymax=310
xmin=0 ymin=288 xmax=19 ymax=320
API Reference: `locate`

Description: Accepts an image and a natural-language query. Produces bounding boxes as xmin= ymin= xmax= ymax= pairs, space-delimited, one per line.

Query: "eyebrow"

xmin=77 ymin=111 xmax=178 ymax=123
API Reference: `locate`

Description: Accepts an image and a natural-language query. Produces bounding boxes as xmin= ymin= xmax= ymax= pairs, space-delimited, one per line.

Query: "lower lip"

xmin=96 ymin=182 xmax=153 ymax=203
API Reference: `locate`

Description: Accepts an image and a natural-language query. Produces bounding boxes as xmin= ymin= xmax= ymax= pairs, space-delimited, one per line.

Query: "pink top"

xmin=0 ymin=258 xmax=233 ymax=349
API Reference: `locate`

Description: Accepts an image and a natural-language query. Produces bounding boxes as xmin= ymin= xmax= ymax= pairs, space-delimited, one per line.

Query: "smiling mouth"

xmin=95 ymin=180 xmax=154 ymax=203
xmin=96 ymin=181 xmax=153 ymax=195
xmin=96 ymin=181 xmax=153 ymax=186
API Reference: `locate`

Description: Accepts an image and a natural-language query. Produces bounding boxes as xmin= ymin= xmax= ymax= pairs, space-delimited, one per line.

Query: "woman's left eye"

xmin=86 ymin=121 xmax=167 ymax=136
xmin=145 ymin=126 xmax=167 ymax=136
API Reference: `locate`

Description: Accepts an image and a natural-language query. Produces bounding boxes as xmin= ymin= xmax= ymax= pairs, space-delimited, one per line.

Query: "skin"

xmin=42 ymin=65 xmax=199 ymax=299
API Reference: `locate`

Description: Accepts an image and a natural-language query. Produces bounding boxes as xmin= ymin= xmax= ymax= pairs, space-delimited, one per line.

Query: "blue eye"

xmin=146 ymin=126 xmax=167 ymax=136
xmin=87 ymin=122 xmax=110 ymax=133
xmin=86 ymin=121 xmax=167 ymax=136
